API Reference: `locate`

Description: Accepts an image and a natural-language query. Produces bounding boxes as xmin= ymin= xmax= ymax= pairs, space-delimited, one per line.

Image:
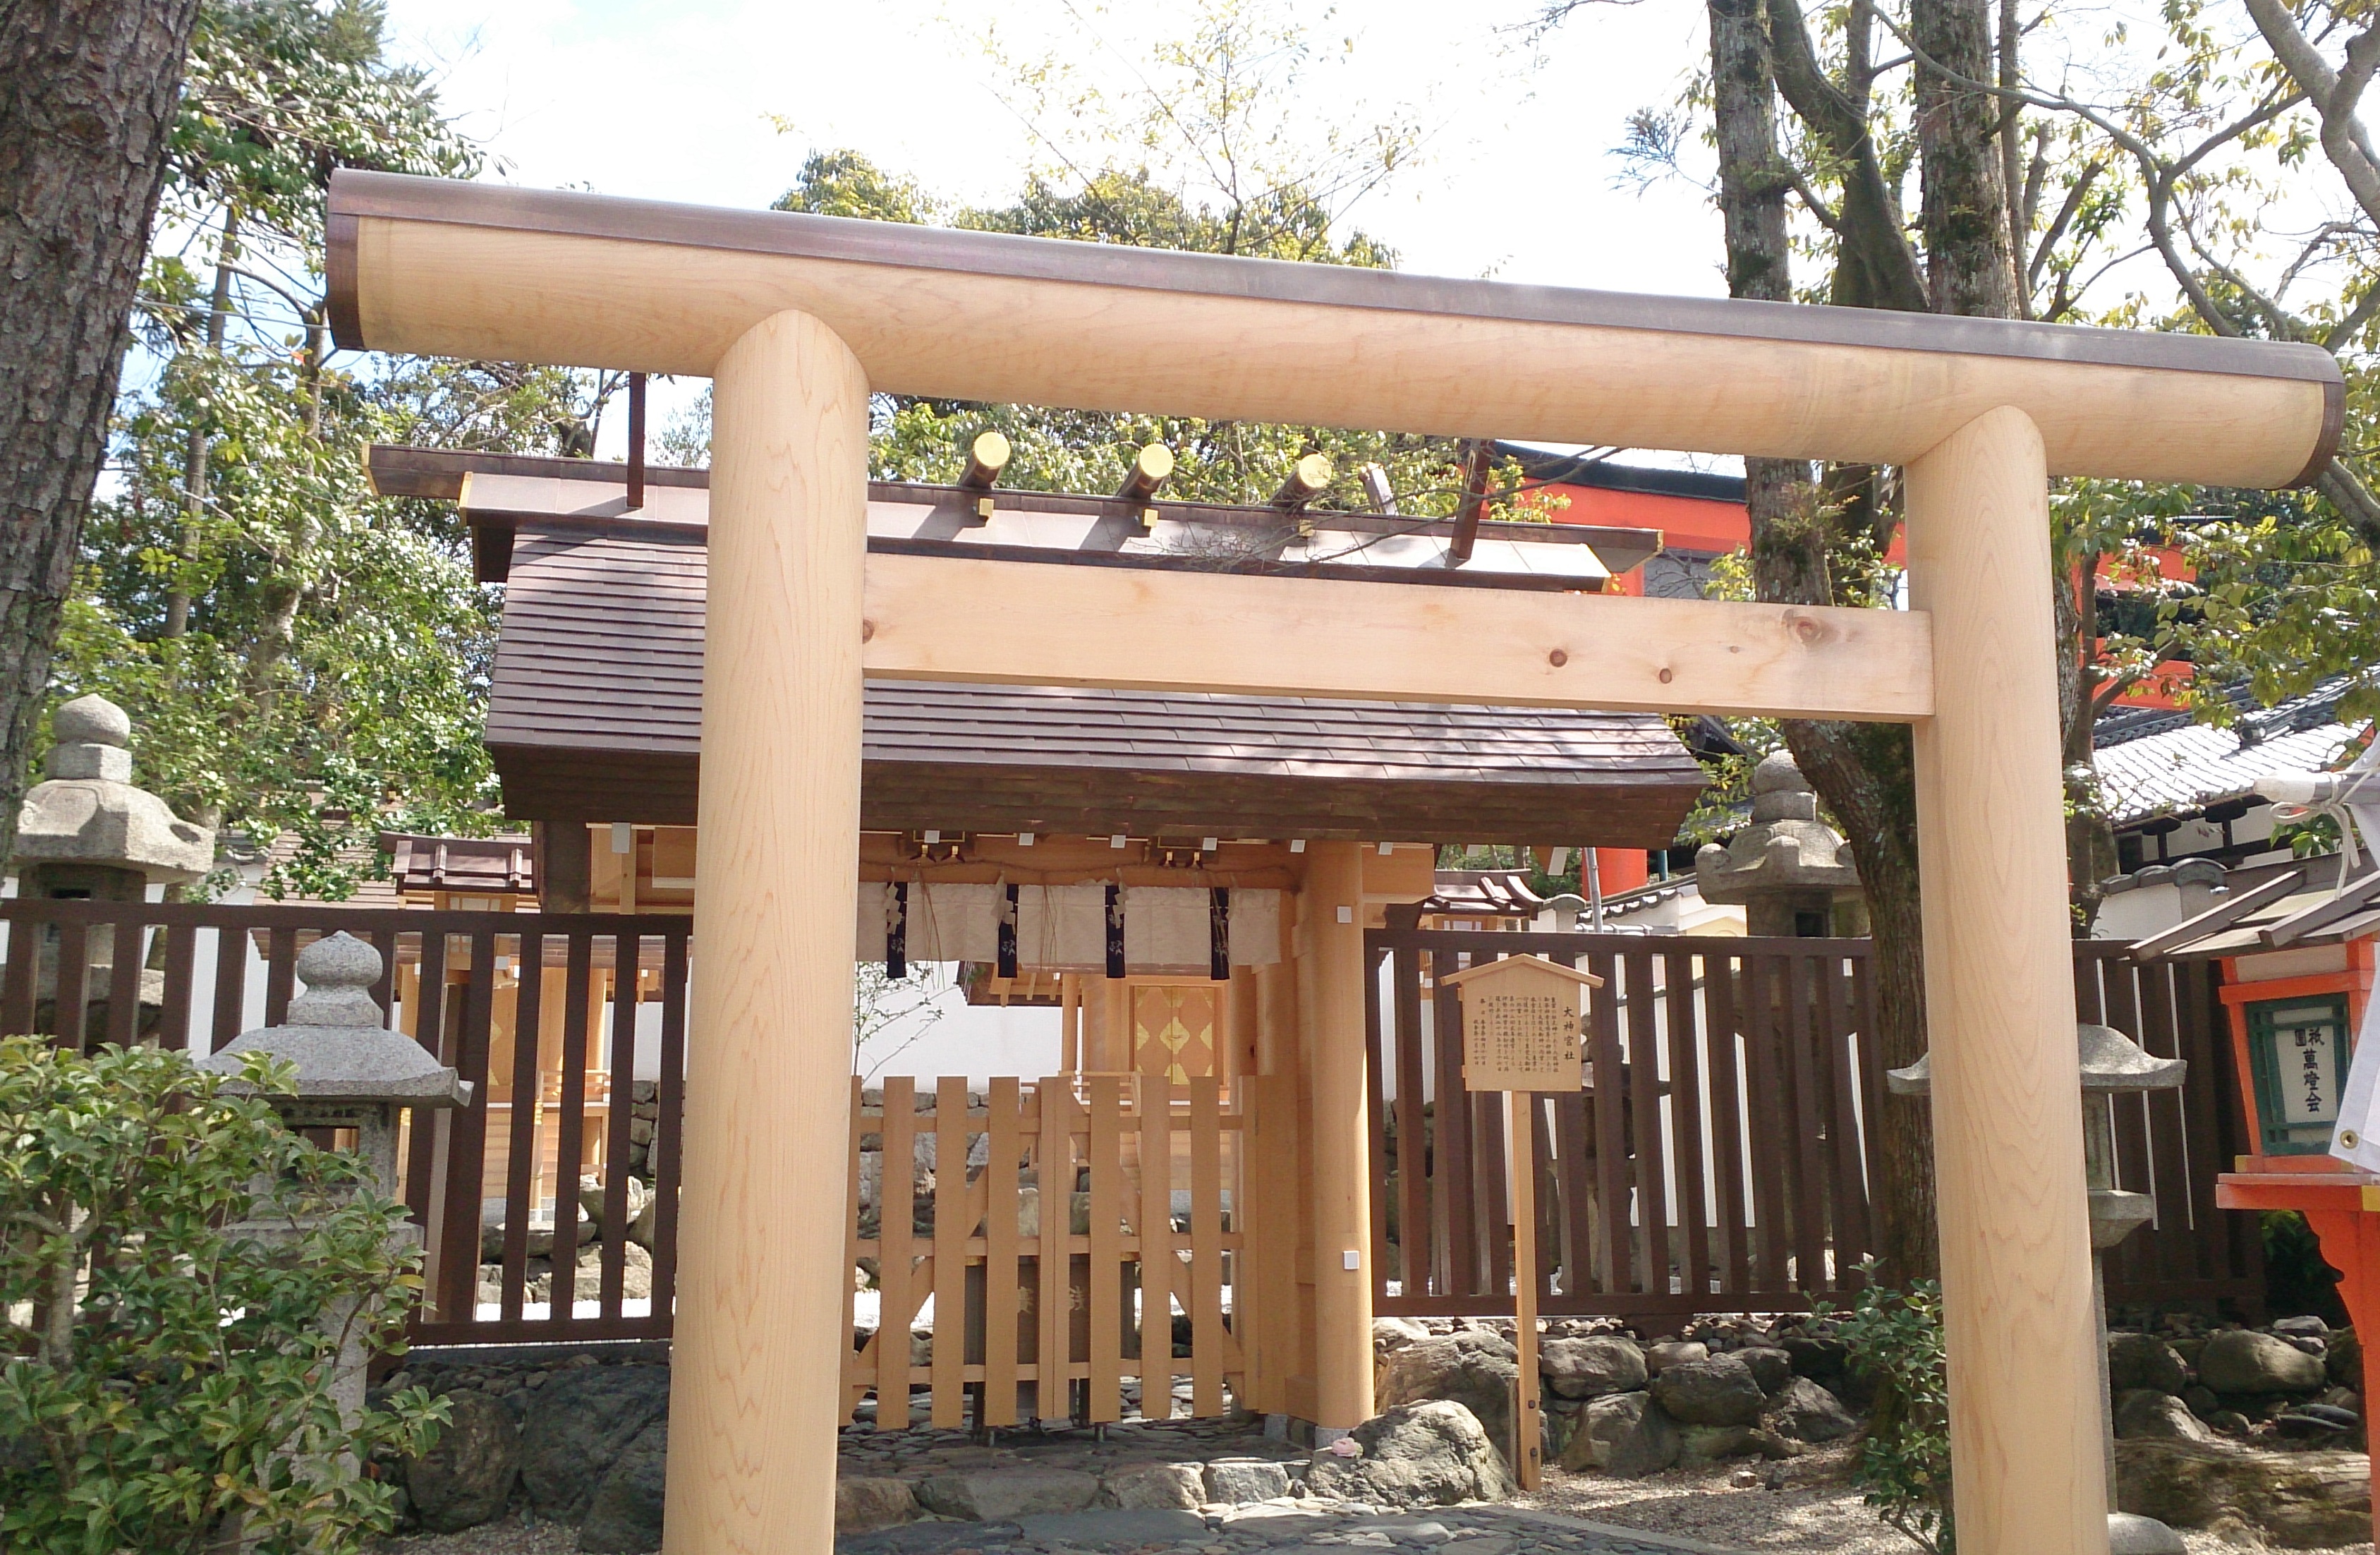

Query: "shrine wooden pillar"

xmin=1297 ymin=840 xmax=1373 ymax=1430
xmin=664 ymin=309 xmax=870 ymax=1555
xmin=1906 ymin=406 xmax=2106 ymax=1555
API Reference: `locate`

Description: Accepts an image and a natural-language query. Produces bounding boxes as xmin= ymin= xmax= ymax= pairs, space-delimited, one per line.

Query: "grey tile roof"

xmin=2094 ymin=679 xmax=2360 ymax=825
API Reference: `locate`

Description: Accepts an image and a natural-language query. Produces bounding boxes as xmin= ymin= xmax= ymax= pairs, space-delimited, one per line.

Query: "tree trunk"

xmin=0 ymin=0 xmax=204 ymax=861
xmin=164 ymin=205 xmax=238 ymax=641
xmin=1717 ymin=0 xmax=1940 ymax=1281
xmin=1912 ymin=0 xmax=2020 ymax=315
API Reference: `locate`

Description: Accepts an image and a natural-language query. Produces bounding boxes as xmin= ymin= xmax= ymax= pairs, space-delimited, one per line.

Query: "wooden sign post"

xmin=1440 ymin=953 xmax=1604 ymax=1491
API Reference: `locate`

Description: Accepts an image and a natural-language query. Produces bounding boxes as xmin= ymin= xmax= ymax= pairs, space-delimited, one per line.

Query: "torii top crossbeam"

xmin=329 ymin=169 xmax=2339 ymax=490
xmin=327 ymin=167 xmax=2335 ymax=1555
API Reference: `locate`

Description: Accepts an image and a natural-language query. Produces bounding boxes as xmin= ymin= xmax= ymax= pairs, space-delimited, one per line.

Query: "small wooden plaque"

xmin=1440 ymin=954 xmax=1603 ymax=1093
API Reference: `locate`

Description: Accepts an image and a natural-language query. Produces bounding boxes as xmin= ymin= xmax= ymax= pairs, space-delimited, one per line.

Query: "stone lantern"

xmin=1693 ymin=751 xmax=1866 ymax=937
xmin=201 ymin=932 xmax=468 ymax=1420
xmin=1889 ymin=1024 xmax=2188 ymax=1555
xmin=12 ymin=693 xmax=214 ymax=1040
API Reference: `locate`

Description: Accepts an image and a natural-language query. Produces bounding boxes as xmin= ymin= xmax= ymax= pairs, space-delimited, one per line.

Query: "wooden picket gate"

xmin=846 ymin=1075 xmax=1249 ymax=1429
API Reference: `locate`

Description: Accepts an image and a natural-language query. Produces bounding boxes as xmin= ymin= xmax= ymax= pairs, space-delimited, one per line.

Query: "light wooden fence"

xmin=846 ymin=1074 xmax=1249 ymax=1429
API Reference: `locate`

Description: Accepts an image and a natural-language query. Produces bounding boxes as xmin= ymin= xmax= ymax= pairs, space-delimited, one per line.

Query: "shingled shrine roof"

xmin=480 ymin=519 xmax=1708 ymax=845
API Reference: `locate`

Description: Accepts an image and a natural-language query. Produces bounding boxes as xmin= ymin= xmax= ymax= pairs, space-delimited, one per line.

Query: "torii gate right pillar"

xmin=1907 ymin=405 xmax=2108 ymax=1555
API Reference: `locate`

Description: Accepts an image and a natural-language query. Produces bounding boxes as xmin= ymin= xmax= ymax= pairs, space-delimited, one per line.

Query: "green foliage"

xmin=753 ymin=5 xmax=1520 ymax=521
xmin=70 ymin=334 xmax=531 ymax=898
xmin=169 ymin=0 xmax=478 ymax=250
xmin=0 ymin=1038 xmax=444 ymax=1554
xmin=772 ymin=150 xmax=1541 ymax=524
xmin=2170 ymin=488 xmax=2380 ymax=727
xmin=59 ymin=0 xmax=607 ymax=898
xmin=1823 ymin=1263 xmax=1954 ymax=1555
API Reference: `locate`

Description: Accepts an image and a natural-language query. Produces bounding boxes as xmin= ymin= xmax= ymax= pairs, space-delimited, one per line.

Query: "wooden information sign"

xmin=1439 ymin=954 xmax=1603 ymax=1489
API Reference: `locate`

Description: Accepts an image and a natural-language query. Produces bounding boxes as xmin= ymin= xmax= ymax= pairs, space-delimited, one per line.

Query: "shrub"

xmin=0 ymin=1036 xmax=447 ymax=1554
xmin=1825 ymin=1261 xmax=1955 ymax=1555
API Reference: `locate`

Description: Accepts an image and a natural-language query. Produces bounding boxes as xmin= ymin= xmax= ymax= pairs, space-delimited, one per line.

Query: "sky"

xmin=377 ymin=0 xmax=1730 ymax=459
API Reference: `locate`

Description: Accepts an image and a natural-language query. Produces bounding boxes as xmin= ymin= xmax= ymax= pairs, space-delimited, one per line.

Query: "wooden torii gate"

xmin=327 ymin=169 xmax=2340 ymax=1555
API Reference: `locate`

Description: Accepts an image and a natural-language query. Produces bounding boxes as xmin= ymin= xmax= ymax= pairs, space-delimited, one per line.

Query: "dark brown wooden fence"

xmin=0 ymin=897 xmax=690 ymax=1347
xmin=1 ymin=901 xmax=2262 ymax=1351
xmin=1366 ymin=929 xmax=2263 ymax=1326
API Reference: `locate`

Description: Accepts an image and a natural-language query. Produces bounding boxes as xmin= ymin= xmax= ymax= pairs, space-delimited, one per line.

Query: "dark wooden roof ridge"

xmin=377 ymin=830 xmax=535 ymax=893
xmin=368 ymin=441 xmax=1646 ymax=547
xmin=454 ymin=513 xmax=1635 ymax=592
xmin=331 ymin=171 xmax=2342 ymax=387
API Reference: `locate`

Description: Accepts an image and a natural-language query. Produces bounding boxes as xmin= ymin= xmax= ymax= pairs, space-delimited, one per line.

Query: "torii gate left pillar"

xmin=668 ymin=309 xmax=869 ymax=1554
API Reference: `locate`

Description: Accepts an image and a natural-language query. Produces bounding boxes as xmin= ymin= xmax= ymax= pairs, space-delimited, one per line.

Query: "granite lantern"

xmin=201 ymin=931 xmax=469 ymax=1421
xmin=1890 ymin=1024 xmax=2188 ymax=1555
xmin=1694 ymin=751 xmax=1866 ymax=938
xmin=11 ymin=693 xmax=213 ymax=1043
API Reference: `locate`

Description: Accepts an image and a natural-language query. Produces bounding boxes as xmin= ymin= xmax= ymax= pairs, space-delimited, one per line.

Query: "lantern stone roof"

xmin=202 ymin=933 xmax=466 ymax=1105
xmin=1692 ymin=750 xmax=1859 ymax=902
xmin=13 ymin=695 xmax=213 ymax=883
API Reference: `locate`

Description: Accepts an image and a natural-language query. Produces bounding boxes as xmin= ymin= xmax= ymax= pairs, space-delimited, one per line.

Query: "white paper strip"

xmin=1229 ymin=889 xmax=1282 ymax=967
xmin=855 ymin=881 xmax=890 ymax=962
xmin=1124 ymin=885 xmax=1210 ymax=970
xmin=2324 ymin=742 xmax=2380 ymax=1168
xmin=911 ymin=881 xmax=999 ymax=963
xmin=1017 ymin=883 xmax=1107 ymax=969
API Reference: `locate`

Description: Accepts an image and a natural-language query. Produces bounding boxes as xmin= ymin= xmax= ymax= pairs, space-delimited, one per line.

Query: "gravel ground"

xmin=375 ymin=1521 xmax=578 ymax=1555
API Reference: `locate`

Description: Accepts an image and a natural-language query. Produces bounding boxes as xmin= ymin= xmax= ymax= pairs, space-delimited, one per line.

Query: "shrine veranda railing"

xmin=1364 ymin=928 xmax=2264 ymax=1324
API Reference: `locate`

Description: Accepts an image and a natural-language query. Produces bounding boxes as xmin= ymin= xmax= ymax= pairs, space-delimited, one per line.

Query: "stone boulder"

xmin=2108 ymin=1333 xmax=2190 ymax=1398
xmin=1373 ymin=1317 xmax=1432 ymax=1357
xmin=520 ymin=1365 xmax=672 ymax=1520
xmin=1302 ymin=1400 xmax=1517 ymax=1508
xmin=1560 ymin=1390 xmax=1682 ymax=1477
xmin=1644 ymin=1339 xmax=1708 ymax=1374
xmin=1649 ymin=1353 xmax=1767 ymax=1427
xmin=915 ymin=1468 xmax=1099 ymax=1520
xmin=1540 ymin=1336 xmax=1648 ymax=1401
xmin=1201 ymin=1458 xmax=1290 ymax=1503
xmin=1761 ymin=1376 xmax=1859 ymax=1445
xmin=1735 ymin=1346 xmax=1794 ymax=1396
xmin=1376 ymin=1330 xmax=1519 ymax=1465
xmin=2115 ymin=1389 xmax=2214 ymax=1444
xmin=2117 ymin=1439 xmax=2371 ymax=1548
xmin=2326 ymin=1326 xmax=2362 ymax=1390
xmin=1100 ymin=1461 xmax=1202 ymax=1509
xmin=2200 ymin=1330 xmax=2328 ymax=1396
xmin=571 ymin=1241 xmax=656 ymax=1302
xmin=837 ymin=1477 xmax=918 ymax=1532
xmin=403 ymin=1389 xmax=520 ymax=1533
xmin=578 ymin=1420 xmax=667 ymax=1554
